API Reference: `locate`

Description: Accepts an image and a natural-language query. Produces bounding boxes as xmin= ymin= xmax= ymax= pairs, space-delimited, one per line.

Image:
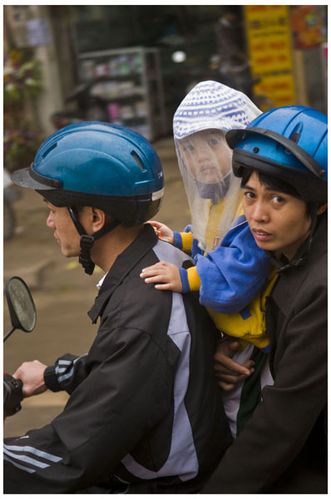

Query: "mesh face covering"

xmin=173 ymin=80 xmax=261 ymax=252
xmin=175 ymin=131 xmax=242 ymax=251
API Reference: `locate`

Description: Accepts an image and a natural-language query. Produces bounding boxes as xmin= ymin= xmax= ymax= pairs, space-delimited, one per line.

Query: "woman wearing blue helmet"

xmin=203 ymin=105 xmax=327 ymax=493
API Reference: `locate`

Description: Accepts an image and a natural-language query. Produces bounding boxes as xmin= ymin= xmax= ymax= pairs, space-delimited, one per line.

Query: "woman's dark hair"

xmin=240 ymin=168 xmax=319 ymax=217
xmin=240 ymin=167 xmax=302 ymax=198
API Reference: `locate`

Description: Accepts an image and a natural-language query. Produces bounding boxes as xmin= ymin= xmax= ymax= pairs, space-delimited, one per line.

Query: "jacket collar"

xmin=88 ymin=224 xmax=157 ymax=323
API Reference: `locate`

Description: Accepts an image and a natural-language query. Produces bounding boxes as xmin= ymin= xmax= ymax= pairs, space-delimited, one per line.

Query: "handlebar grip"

xmin=4 ymin=373 xmax=23 ymax=418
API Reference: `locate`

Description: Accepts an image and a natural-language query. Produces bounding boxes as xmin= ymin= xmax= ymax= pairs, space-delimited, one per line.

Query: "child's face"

xmin=178 ymin=130 xmax=232 ymax=184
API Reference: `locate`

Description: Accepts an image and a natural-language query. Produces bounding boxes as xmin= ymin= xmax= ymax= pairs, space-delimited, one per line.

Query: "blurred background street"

xmin=3 ymin=4 xmax=327 ymax=437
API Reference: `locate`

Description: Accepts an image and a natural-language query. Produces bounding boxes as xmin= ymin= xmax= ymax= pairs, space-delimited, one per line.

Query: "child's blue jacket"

xmin=176 ymin=216 xmax=271 ymax=314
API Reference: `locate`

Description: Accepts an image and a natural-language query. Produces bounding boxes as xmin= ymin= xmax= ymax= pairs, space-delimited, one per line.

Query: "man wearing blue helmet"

xmin=202 ymin=106 xmax=327 ymax=493
xmin=4 ymin=122 xmax=232 ymax=493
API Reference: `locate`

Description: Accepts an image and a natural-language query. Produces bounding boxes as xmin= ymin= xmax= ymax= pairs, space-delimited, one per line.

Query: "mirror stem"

xmin=4 ymin=327 xmax=16 ymax=343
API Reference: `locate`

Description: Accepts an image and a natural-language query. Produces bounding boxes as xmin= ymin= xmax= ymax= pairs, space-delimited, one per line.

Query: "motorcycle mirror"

xmin=4 ymin=276 xmax=37 ymax=342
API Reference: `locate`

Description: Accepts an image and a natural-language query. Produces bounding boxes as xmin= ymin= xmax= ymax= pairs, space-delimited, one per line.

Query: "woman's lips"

xmin=252 ymin=228 xmax=273 ymax=242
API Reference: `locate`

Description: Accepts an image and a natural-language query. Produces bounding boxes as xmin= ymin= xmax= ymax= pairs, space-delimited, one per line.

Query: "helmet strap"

xmin=68 ymin=207 xmax=120 ymax=275
xmin=79 ymin=234 xmax=96 ymax=275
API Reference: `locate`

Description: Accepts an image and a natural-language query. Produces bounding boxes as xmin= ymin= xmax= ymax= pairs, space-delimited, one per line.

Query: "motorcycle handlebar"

xmin=4 ymin=374 xmax=23 ymax=418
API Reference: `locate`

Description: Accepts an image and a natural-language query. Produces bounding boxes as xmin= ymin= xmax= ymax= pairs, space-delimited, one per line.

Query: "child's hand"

xmin=140 ymin=261 xmax=182 ymax=292
xmin=147 ymin=220 xmax=174 ymax=244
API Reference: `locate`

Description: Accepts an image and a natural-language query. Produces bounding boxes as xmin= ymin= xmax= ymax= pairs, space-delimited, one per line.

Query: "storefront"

xmin=68 ymin=5 xmax=240 ymax=138
xmin=244 ymin=5 xmax=327 ymax=112
xmin=5 ymin=5 xmax=327 ymax=140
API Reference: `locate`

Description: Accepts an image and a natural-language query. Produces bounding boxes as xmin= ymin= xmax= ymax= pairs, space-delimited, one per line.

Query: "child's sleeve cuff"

xmin=179 ymin=268 xmax=190 ymax=293
xmin=180 ymin=266 xmax=201 ymax=293
xmin=187 ymin=266 xmax=201 ymax=291
xmin=173 ymin=231 xmax=183 ymax=249
xmin=180 ymin=231 xmax=193 ymax=253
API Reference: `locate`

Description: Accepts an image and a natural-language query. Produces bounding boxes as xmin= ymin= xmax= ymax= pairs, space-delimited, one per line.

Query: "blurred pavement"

xmin=4 ymin=136 xmax=190 ymax=437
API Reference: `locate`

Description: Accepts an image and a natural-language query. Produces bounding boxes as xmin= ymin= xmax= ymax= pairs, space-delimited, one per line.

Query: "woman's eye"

xmin=272 ymin=195 xmax=285 ymax=205
xmin=244 ymin=191 xmax=255 ymax=200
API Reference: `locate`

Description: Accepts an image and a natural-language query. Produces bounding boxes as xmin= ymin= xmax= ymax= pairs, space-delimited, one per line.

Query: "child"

xmin=141 ymin=81 xmax=276 ymax=351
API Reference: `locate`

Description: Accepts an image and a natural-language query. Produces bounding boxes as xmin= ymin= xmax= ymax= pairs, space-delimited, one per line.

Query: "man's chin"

xmin=61 ymin=248 xmax=79 ymax=258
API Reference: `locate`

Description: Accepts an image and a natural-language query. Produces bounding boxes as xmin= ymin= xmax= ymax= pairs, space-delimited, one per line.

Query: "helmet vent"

xmin=42 ymin=143 xmax=57 ymax=159
xmin=131 ymin=150 xmax=145 ymax=171
xmin=289 ymin=123 xmax=303 ymax=144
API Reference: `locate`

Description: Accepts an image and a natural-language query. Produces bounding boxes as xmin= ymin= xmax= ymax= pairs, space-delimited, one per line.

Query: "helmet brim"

xmin=233 ymin=149 xmax=327 ymax=203
xmin=226 ymin=128 xmax=325 ymax=180
xmin=11 ymin=167 xmax=59 ymax=191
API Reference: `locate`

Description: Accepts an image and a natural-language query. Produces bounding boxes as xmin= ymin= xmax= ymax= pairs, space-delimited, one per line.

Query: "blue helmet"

xmin=226 ymin=106 xmax=327 ymax=203
xmin=11 ymin=122 xmax=164 ymax=226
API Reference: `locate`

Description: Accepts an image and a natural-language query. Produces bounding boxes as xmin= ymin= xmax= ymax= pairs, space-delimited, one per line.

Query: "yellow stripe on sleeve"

xmin=187 ymin=266 xmax=201 ymax=291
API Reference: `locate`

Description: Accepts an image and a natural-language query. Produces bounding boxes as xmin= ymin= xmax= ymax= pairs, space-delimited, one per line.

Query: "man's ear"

xmin=91 ymin=207 xmax=107 ymax=232
xmin=317 ymin=203 xmax=327 ymax=216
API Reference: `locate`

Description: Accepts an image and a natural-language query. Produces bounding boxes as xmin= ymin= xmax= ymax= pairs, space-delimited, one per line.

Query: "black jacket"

xmin=4 ymin=225 xmax=231 ymax=493
xmin=202 ymin=214 xmax=327 ymax=493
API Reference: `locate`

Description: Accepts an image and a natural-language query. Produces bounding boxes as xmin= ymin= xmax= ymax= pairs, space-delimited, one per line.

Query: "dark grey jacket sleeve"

xmin=4 ymin=324 xmax=173 ymax=493
xmin=202 ymin=282 xmax=327 ymax=493
xmin=44 ymin=353 xmax=88 ymax=393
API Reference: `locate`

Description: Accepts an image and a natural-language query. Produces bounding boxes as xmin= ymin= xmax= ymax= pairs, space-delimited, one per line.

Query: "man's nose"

xmin=46 ymin=212 xmax=55 ymax=228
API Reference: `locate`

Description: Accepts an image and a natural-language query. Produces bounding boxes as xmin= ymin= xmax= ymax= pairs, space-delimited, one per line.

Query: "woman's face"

xmin=178 ymin=130 xmax=232 ymax=184
xmin=243 ymin=171 xmax=312 ymax=260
